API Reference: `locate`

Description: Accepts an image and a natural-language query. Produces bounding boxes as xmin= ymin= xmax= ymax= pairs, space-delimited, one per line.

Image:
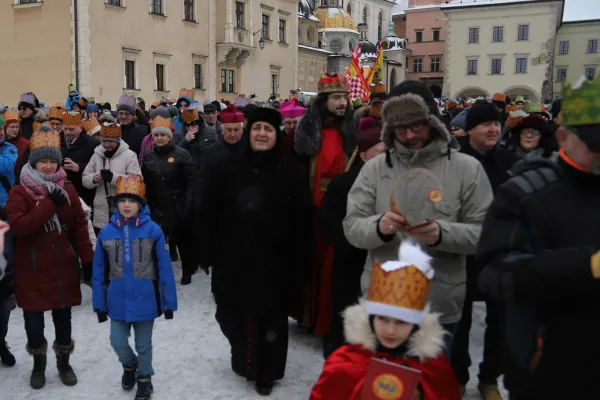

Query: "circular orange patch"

xmin=371 ymin=373 xmax=404 ymax=400
xmin=428 ymin=189 xmax=442 ymax=203
xmin=167 ymin=157 xmax=175 ymax=163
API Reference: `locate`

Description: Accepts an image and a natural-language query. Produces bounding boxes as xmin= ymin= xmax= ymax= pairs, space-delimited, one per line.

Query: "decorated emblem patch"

xmin=428 ymin=189 xmax=442 ymax=203
xmin=167 ymin=157 xmax=175 ymax=163
xmin=372 ymin=373 xmax=404 ymax=399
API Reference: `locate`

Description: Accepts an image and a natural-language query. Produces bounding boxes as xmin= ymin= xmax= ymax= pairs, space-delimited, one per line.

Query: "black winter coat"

xmin=197 ymin=146 xmax=314 ymax=315
xmin=61 ymin=132 xmax=99 ymax=207
xmin=120 ymin=122 xmax=148 ymax=157
xmin=142 ymin=144 xmax=196 ymax=229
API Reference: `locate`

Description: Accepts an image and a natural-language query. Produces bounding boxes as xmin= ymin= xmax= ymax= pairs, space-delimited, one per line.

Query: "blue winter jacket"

xmin=65 ymin=90 xmax=81 ymax=111
xmin=0 ymin=141 xmax=17 ymax=206
xmin=92 ymin=206 xmax=178 ymax=322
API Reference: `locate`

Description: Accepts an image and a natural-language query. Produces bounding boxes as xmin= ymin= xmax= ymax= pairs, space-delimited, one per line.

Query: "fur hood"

xmin=19 ymin=108 xmax=46 ymax=123
xmin=343 ymin=299 xmax=445 ymax=362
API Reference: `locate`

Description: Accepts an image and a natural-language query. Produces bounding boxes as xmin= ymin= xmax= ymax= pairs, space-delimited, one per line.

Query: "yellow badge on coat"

xmin=428 ymin=189 xmax=442 ymax=203
xmin=167 ymin=157 xmax=175 ymax=163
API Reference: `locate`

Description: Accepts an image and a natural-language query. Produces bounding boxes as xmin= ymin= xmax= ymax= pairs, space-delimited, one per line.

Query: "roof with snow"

xmin=441 ymin=0 xmax=558 ymax=9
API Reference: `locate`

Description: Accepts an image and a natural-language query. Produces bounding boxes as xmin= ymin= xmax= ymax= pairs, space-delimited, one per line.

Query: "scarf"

xmin=20 ymin=163 xmax=70 ymax=233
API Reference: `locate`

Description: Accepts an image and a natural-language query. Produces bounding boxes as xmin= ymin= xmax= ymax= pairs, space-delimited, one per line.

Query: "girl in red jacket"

xmin=310 ymin=241 xmax=461 ymax=400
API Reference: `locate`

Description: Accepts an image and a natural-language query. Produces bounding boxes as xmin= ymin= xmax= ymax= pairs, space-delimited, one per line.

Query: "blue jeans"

xmin=0 ymin=297 xmax=14 ymax=341
xmin=442 ymin=322 xmax=458 ymax=361
xmin=110 ymin=320 xmax=155 ymax=376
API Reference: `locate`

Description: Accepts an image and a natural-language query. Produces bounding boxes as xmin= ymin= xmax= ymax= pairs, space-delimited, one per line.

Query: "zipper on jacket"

xmin=139 ymin=240 xmax=143 ymax=263
xmin=31 ymin=248 xmax=37 ymax=272
xmin=54 ymin=230 xmax=65 ymax=308
xmin=115 ymin=240 xmax=120 ymax=264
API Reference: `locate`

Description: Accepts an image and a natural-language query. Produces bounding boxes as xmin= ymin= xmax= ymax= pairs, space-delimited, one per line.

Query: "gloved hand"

xmin=81 ymin=263 xmax=92 ymax=283
xmin=591 ymin=250 xmax=600 ymax=279
xmin=96 ymin=311 xmax=108 ymax=323
xmin=164 ymin=309 xmax=174 ymax=320
xmin=47 ymin=188 xmax=68 ymax=208
xmin=100 ymin=169 xmax=114 ymax=183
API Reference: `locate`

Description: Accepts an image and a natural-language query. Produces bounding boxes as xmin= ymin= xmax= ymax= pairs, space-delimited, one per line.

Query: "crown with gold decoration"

xmin=182 ymin=109 xmax=200 ymax=124
xmin=318 ymin=73 xmax=349 ymax=94
xmin=366 ymin=241 xmax=434 ymax=325
xmin=99 ymin=123 xmax=122 ymax=142
xmin=116 ymin=175 xmax=146 ymax=204
xmin=48 ymin=107 xmax=66 ymax=121
xmin=29 ymin=129 xmax=61 ymax=152
xmin=151 ymin=115 xmax=173 ymax=135
xmin=561 ymin=74 xmax=600 ymax=126
xmin=178 ymin=88 xmax=194 ymax=100
xmin=83 ymin=116 xmax=101 ymax=135
xmin=2 ymin=109 xmax=19 ymax=125
xmin=62 ymin=111 xmax=83 ymax=126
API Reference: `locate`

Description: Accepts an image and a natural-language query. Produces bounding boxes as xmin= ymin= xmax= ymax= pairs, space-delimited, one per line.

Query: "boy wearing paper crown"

xmin=310 ymin=241 xmax=461 ymax=400
xmin=92 ymin=175 xmax=177 ymax=400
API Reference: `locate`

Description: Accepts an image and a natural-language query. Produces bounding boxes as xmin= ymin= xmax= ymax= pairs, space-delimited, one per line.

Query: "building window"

xmin=556 ymin=68 xmax=567 ymax=82
xmin=467 ymin=59 xmax=478 ymax=75
xmin=261 ymin=15 xmax=270 ymax=39
xmin=430 ymin=56 xmax=441 ymax=72
xmin=587 ymin=39 xmax=598 ymax=53
xmin=221 ymin=69 xmax=227 ymax=92
xmin=377 ymin=12 xmax=383 ymax=40
xmin=559 ymin=41 xmax=569 ymax=55
xmin=150 ymin=0 xmax=163 ymax=15
xmin=468 ymin=28 xmax=479 ymax=44
xmin=106 ymin=0 xmax=121 ymax=6
xmin=156 ymin=64 xmax=165 ymax=91
xmin=415 ymin=30 xmax=423 ymax=43
xmin=279 ymin=19 xmax=287 ymax=43
xmin=125 ymin=60 xmax=136 ymax=90
xmin=585 ymin=67 xmax=596 ymax=80
xmin=19 ymin=0 xmax=39 ymax=3
xmin=492 ymin=26 xmax=504 ymax=42
xmin=413 ymin=58 xmax=423 ymax=72
xmin=433 ymin=29 xmax=440 ymax=42
xmin=236 ymin=1 xmax=245 ymax=28
xmin=229 ymin=70 xmax=235 ymax=93
xmin=515 ymin=57 xmax=527 ymax=73
xmin=271 ymin=74 xmax=279 ymax=96
xmin=362 ymin=7 xmax=367 ymax=24
xmin=390 ymin=68 xmax=397 ymax=87
xmin=517 ymin=24 xmax=529 ymax=41
xmin=184 ymin=0 xmax=195 ymax=22
xmin=491 ymin=58 xmax=502 ymax=74
xmin=194 ymin=64 xmax=203 ymax=89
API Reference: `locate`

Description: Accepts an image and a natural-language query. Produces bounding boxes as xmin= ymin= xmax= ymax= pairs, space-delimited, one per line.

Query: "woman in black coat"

xmin=197 ymin=107 xmax=314 ymax=396
xmin=142 ymin=116 xmax=197 ymax=284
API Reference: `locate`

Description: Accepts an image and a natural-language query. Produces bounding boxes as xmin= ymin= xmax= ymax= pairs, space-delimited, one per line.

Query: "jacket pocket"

xmin=31 ymin=248 xmax=38 ymax=272
xmin=102 ymin=239 xmax=123 ymax=280
xmin=433 ymin=200 xmax=460 ymax=222
xmin=133 ymin=239 xmax=157 ymax=280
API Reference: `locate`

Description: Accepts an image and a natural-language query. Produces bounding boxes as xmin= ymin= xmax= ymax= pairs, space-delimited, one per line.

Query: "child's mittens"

xmin=96 ymin=311 xmax=108 ymax=323
xmin=164 ymin=309 xmax=174 ymax=320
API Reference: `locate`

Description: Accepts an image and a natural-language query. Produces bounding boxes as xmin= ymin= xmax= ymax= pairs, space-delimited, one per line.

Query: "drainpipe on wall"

xmin=74 ymin=0 xmax=80 ymax=91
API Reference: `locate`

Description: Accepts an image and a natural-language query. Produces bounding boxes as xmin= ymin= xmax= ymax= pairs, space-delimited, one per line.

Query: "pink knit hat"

xmin=279 ymin=98 xmax=306 ymax=120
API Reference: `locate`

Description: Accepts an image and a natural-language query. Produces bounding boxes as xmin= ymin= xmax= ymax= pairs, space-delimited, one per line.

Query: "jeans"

xmin=441 ymin=322 xmax=458 ymax=361
xmin=110 ymin=319 xmax=155 ymax=376
xmin=0 ymin=297 xmax=14 ymax=341
xmin=23 ymin=307 xmax=72 ymax=350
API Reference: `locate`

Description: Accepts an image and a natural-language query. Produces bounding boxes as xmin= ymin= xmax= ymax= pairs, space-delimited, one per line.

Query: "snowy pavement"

xmin=3 ymin=263 xmax=506 ymax=399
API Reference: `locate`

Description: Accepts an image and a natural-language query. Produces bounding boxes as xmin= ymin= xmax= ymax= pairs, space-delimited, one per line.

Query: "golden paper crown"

xmin=2 ymin=109 xmax=19 ymax=123
xmin=55 ymin=102 xmax=65 ymax=109
xmin=151 ymin=115 xmax=172 ymax=131
xmin=562 ymin=74 xmax=600 ymax=126
xmin=318 ymin=73 xmax=349 ymax=94
xmin=371 ymin=82 xmax=386 ymax=95
xmin=62 ymin=111 xmax=83 ymax=126
xmin=99 ymin=123 xmax=122 ymax=139
xmin=78 ymin=97 xmax=89 ymax=108
xmin=116 ymin=175 xmax=146 ymax=201
xmin=182 ymin=109 xmax=199 ymax=123
xmin=178 ymin=88 xmax=194 ymax=100
xmin=48 ymin=106 xmax=66 ymax=121
xmin=82 ymin=117 xmax=100 ymax=134
xmin=29 ymin=129 xmax=61 ymax=152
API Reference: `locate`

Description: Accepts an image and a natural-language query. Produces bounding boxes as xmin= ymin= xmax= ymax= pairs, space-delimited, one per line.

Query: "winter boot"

xmin=180 ymin=273 xmax=192 ymax=285
xmin=256 ymin=380 xmax=274 ymax=396
xmin=122 ymin=363 xmax=137 ymax=391
xmin=0 ymin=341 xmax=16 ymax=367
xmin=53 ymin=340 xmax=78 ymax=386
xmin=27 ymin=341 xmax=47 ymax=389
xmin=135 ymin=375 xmax=154 ymax=400
xmin=478 ymin=383 xmax=503 ymax=400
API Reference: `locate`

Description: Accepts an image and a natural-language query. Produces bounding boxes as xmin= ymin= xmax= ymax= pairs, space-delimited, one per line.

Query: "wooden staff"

xmin=345 ymin=146 xmax=359 ymax=172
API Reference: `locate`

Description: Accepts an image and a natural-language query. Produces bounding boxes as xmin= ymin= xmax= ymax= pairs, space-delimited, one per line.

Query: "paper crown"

xmin=220 ymin=104 xmax=245 ymax=124
xmin=29 ymin=129 xmax=61 ymax=152
xmin=366 ymin=241 xmax=434 ymax=325
xmin=115 ymin=175 xmax=146 ymax=202
xmin=182 ymin=109 xmax=200 ymax=123
xmin=118 ymin=93 xmax=137 ymax=108
xmin=318 ymin=73 xmax=349 ymax=94
xmin=48 ymin=107 xmax=66 ymax=121
xmin=55 ymin=102 xmax=65 ymax=109
xmin=514 ymin=96 xmax=525 ymax=104
xmin=561 ymin=74 xmax=600 ymax=126
xmin=63 ymin=111 xmax=83 ymax=126
xmin=83 ymin=116 xmax=101 ymax=135
xmin=2 ymin=109 xmax=19 ymax=124
xmin=151 ymin=101 xmax=160 ymax=108
xmin=492 ymin=93 xmax=506 ymax=102
xmin=19 ymin=92 xmax=37 ymax=107
xmin=279 ymin=98 xmax=307 ymax=120
xmin=370 ymin=82 xmax=386 ymax=96
xmin=524 ymin=103 xmax=542 ymax=114
xmin=99 ymin=123 xmax=122 ymax=140
xmin=178 ymin=88 xmax=194 ymax=100
xmin=151 ymin=115 xmax=173 ymax=134
xmin=78 ymin=97 xmax=89 ymax=109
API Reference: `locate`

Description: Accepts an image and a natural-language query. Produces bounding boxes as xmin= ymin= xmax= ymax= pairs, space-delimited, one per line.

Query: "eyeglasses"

xmin=18 ymin=106 xmax=29 ymax=111
xmin=394 ymin=122 xmax=429 ymax=135
xmin=521 ymin=129 xmax=541 ymax=137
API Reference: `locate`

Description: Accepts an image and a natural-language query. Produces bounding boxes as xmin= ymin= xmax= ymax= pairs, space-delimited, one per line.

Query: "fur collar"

xmin=294 ymin=105 xmax=358 ymax=156
xmin=343 ymin=299 xmax=445 ymax=362
xmin=18 ymin=108 xmax=46 ymax=123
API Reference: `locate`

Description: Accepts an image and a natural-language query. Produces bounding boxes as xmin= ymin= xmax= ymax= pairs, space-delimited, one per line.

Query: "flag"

xmin=345 ymin=46 xmax=370 ymax=101
xmin=367 ymin=41 xmax=385 ymax=85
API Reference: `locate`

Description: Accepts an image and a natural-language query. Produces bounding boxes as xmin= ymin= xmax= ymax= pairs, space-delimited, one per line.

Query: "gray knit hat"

xmin=149 ymin=106 xmax=171 ymax=121
xmin=28 ymin=127 xmax=63 ymax=166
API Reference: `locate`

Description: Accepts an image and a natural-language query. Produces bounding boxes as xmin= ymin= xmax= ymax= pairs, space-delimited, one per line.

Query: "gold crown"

xmin=151 ymin=115 xmax=172 ymax=131
xmin=182 ymin=109 xmax=199 ymax=123
xmin=48 ymin=107 xmax=65 ymax=120
xmin=116 ymin=175 xmax=146 ymax=201
xmin=99 ymin=123 xmax=122 ymax=139
xmin=55 ymin=102 xmax=65 ymax=109
xmin=178 ymin=88 xmax=194 ymax=100
xmin=30 ymin=129 xmax=61 ymax=152
xmin=562 ymin=74 xmax=600 ymax=126
xmin=371 ymin=82 xmax=386 ymax=95
xmin=367 ymin=259 xmax=430 ymax=313
xmin=62 ymin=111 xmax=83 ymax=126
xmin=78 ymin=97 xmax=89 ymax=108
xmin=2 ymin=109 xmax=18 ymax=123
xmin=82 ymin=117 xmax=100 ymax=134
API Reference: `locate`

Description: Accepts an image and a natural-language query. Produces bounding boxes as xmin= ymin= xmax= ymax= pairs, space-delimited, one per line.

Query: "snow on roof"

xmin=318 ymin=27 xmax=359 ymax=34
xmin=562 ymin=0 xmax=600 ymax=22
xmin=441 ymin=0 xmax=547 ymax=9
xmin=298 ymin=44 xmax=333 ymax=54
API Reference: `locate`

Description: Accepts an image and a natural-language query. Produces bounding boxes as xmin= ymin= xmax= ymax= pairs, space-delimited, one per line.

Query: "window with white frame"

xmin=18 ymin=0 xmax=39 ymax=3
xmin=467 ymin=59 xmax=478 ymax=75
xmin=585 ymin=66 xmax=596 ymax=80
xmin=228 ymin=70 xmax=235 ymax=93
xmin=432 ymin=29 xmax=440 ymax=42
xmin=556 ymin=68 xmax=567 ymax=82
xmin=279 ymin=19 xmax=287 ymax=43
xmin=262 ymin=14 xmax=270 ymax=40
xmin=221 ymin=69 xmax=227 ymax=92
xmin=587 ymin=39 xmax=598 ymax=53
xmin=236 ymin=2 xmax=245 ymax=28
xmin=468 ymin=28 xmax=479 ymax=44
xmin=156 ymin=64 xmax=166 ymax=91
xmin=413 ymin=58 xmax=423 ymax=72
xmin=150 ymin=0 xmax=164 ymax=15
xmin=559 ymin=41 xmax=569 ymax=55
xmin=415 ymin=30 xmax=423 ymax=43
xmin=194 ymin=64 xmax=203 ymax=89
xmin=492 ymin=26 xmax=504 ymax=42
xmin=491 ymin=58 xmax=502 ymax=74
xmin=515 ymin=57 xmax=527 ymax=73
xmin=517 ymin=24 xmax=529 ymax=41
xmin=184 ymin=0 xmax=195 ymax=22
xmin=271 ymin=74 xmax=279 ymax=96
xmin=123 ymin=50 xmax=140 ymax=90
xmin=154 ymin=54 xmax=170 ymax=91
xmin=430 ymin=56 xmax=441 ymax=72
xmin=106 ymin=0 xmax=122 ymax=6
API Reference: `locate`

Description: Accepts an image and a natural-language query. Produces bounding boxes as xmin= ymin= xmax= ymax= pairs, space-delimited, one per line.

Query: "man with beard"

xmin=219 ymin=104 xmax=245 ymax=156
xmin=17 ymin=92 xmax=42 ymax=140
xmin=294 ymin=73 xmax=359 ymax=347
xmin=116 ymin=93 xmax=149 ymax=157
xmin=477 ymin=76 xmax=600 ymax=399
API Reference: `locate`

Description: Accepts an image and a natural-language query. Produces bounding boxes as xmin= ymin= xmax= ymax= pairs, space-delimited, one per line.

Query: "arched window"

xmin=362 ymin=7 xmax=367 ymax=24
xmin=390 ymin=68 xmax=397 ymax=88
xmin=378 ymin=12 xmax=383 ymax=39
xmin=347 ymin=1 xmax=352 ymax=16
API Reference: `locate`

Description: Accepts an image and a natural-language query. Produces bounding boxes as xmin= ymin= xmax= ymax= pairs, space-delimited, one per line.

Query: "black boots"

xmin=54 ymin=341 xmax=78 ymax=386
xmin=0 ymin=341 xmax=16 ymax=367
xmin=135 ymin=375 xmax=154 ymax=400
xmin=180 ymin=274 xmax=192 ymax=285
xmin=122 ymin=363 xmax=137 ymax=391
xmin=27 ymin=341 xmax=47 ymax=389
xmin=256 ymin=381 xmax=274 ymax=396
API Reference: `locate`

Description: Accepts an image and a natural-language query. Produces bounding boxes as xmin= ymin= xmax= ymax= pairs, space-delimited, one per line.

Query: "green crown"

xmin=562 ymin=74 xmax=600 ymax=126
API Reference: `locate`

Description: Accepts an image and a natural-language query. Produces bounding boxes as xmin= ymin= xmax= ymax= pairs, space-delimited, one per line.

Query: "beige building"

xmin=442 ymin=0 xmax=564 ymax=103
xmin=0 ymin=0 xmax=298 ymax=105
xmin=553 ymin=18 xmax=600 ymax=98
xmin=298 ymin=11 xmax=332 ymax=94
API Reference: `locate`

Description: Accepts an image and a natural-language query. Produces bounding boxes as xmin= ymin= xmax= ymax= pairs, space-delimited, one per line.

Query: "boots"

xmin=27 ymin=341 xmax=47 ymax=389
xmin=478 ymin=383 xmax=503 ymax=400
xmin=135 ymin=375 xmax=154 ymax=400
xmin=180 ymin=273 xmax=192 ymax=285
xmin=53 ymin=340 xmax=78 ymax=386
xmin=0 ymin=341 xmax=16 ymax=367
xmin=256 ymin=380 xmax=274 ymax=396
xmin=122 ymin=363 xmax=137 ymax=391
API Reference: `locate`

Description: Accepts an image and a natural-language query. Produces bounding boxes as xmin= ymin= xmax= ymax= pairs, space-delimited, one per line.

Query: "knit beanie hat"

xmin=116 ymin=93 xmax=136 ymax=115
xmin=99 ymin=123 xmax=122 ymax=143
xmin=220 ymin=104 xmax=245 ymax=124
xmin=28 ymin=129 xmax=63 ymax=166
xmin=86 ymin=103 xmax=100 ymax=114
xmin=465 ymin=102 xmax=501 ymax=131
xmin=355 ymin=117 xmax=382 ymax=152
xmin=149 ymin=106 xmax=172 ymax=121
xmin=151 ymin=116 xmax=173 ymax=138
xmin=115 ymin=175 xmax=146 ymax=206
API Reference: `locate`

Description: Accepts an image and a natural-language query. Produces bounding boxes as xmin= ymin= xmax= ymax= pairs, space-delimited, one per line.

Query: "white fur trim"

xmin=366 ymin=301 xmax=425 ymax=325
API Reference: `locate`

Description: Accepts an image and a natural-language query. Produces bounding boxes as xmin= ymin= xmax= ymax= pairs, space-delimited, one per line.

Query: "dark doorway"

xmin=430 ymin=85 xmax=442 ymax=98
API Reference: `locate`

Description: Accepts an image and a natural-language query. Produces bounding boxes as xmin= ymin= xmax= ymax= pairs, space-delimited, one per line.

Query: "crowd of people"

xmin=0 ymin=72 xmax=597 ymax=400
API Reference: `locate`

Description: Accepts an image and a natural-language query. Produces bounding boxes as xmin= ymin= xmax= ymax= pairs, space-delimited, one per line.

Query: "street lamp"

xmin=253 ymin=29 xmax=265 ymax=50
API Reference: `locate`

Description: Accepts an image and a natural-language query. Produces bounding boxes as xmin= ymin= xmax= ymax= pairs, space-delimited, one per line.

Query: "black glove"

xmin=96 ymin=311 xmax=108 ymax=323
xmin=100 ymin=169 xmax=114 ymax=183
xmin=164 ymin=309 xmax=173 ymax=320
xmin=81 ymin=263 xmax=92 ymax=282
xmin=47 ymin=188 xmax=67 ymax=207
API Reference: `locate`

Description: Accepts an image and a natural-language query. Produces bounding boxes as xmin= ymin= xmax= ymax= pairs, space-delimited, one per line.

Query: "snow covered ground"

xmin=3 ymin=263 xmax=506 ymax=399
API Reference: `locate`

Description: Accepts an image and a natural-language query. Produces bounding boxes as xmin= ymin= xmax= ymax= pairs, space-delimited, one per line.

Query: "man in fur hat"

xmin=18 ymin=92 xmax=43 ymax=140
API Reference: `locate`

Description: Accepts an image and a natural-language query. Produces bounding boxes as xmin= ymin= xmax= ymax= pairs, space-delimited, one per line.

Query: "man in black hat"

xmin=203 ymin=102 xmax=221 ymax=135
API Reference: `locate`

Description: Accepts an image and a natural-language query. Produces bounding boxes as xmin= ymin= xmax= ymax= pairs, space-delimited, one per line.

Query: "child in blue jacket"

xmin=92 ymin=175 xmax=177 ymax=400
